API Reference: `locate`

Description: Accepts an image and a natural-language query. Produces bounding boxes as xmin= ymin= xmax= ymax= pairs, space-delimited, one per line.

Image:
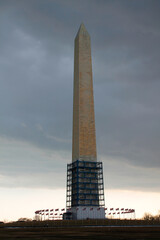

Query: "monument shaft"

xmin=72 ymin=24 xmax=97 ymax=162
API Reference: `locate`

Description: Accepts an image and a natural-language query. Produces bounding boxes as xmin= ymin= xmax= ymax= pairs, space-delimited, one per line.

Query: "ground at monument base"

xmin=0 ymin=226 xmax=160 ymax=240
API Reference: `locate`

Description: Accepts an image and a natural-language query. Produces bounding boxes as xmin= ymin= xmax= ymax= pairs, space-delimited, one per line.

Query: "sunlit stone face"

xmin=72 ymin=24 xmax=97 ymax=162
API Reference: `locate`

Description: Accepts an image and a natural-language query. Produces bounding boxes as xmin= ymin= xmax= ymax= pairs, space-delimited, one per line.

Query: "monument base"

xmin=69 ymin=207 xmax=105 ymax=220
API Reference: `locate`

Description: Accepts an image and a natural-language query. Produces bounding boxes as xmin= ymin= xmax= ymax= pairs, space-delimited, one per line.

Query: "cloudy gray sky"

xmin=0 ymin=0 xmax=160 ymax=196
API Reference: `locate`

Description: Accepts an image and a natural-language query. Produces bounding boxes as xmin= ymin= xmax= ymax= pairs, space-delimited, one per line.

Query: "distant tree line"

xmin=143 ymin=210 xmax=160 ymax=221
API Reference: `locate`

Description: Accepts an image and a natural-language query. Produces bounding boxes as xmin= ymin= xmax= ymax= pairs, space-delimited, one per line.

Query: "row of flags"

xmin=39 ymin=213 xmax=63 ymax=216
xmin=35 ymin=208 xmax=102 ymax=214
xmin=109 ymin=208 xmax=135 ymax=211
xmin=108 ymin=210 xmax=135 ymax=215
xmin=35 ymin=209 xmax=64 ymax=214
xmin=35 ymin=208 xmax=135 ymax=215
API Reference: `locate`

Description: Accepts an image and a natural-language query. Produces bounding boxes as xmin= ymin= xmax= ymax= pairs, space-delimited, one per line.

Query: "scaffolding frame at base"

xmin=66 ymin=160 xmax=105 ymax=209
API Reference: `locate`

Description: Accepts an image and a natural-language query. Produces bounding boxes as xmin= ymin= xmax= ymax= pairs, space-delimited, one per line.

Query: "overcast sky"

xmin=0 ymin=0 xmax=160 ymax=220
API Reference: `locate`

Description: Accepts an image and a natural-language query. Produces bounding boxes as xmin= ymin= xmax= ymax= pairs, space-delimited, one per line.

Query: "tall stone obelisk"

xmin=65 ymin=24 xmax=105 ymax=220
xmin=72 ymin=23 xmax=97 ymax=162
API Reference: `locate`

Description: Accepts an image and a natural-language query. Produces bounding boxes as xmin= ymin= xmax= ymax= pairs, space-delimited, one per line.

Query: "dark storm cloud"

xmin=0 ymin=0 xmax=160 ymax=190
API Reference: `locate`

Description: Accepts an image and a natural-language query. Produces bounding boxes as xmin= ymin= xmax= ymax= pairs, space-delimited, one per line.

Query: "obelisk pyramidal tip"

xmin=76 ymin=23 xmax=90 ymax=38
xmin=72 ymin=23 xmax=97 ymax=162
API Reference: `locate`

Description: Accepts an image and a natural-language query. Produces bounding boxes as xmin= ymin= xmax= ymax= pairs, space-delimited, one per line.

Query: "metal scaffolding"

xmin=66 ymin=160 xmax=105 ymax=208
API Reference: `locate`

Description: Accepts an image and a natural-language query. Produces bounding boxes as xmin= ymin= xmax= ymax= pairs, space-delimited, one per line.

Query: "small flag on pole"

xmin=130 ymin=209 xmax=135 ymax=213
xmin=35 ymin=210 xmax=40 ymax=214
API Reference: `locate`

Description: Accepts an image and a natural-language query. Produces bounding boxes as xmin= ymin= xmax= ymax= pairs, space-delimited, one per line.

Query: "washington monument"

xmin=65 ymin=24 xmax=105 ymax=220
